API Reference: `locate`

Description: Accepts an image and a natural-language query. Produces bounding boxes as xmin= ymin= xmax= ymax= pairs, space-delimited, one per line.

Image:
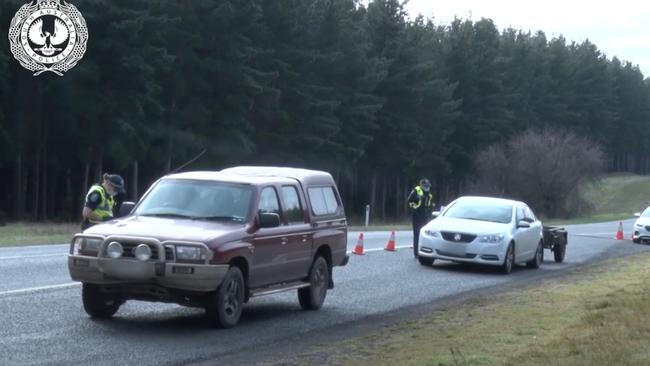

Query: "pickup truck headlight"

xmin=478 ymin=234 xmax=504 ymax=243
xmin=106 ymin=242 xmax=124 ymax=258
xmin=134 ymin=244 xmax=152 ymax=261
xmin=175 ymin=245 xmax=208 ymax=261
xmin=78 ymin=237 xmax=103 ymax=254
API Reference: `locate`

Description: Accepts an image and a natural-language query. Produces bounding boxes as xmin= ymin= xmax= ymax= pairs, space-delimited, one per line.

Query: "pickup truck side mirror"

xmin=118 ymin=201 xmax=136 ymax=218
xmin=517 ymin=220 xmax=531 ymax=228
xmin=258 ymin=212 xmax=281 ymax=228
xmin=432 ymin=211 xmax=440 ymax=218
xmin=635 ymin=212 xmax=641 ymax=217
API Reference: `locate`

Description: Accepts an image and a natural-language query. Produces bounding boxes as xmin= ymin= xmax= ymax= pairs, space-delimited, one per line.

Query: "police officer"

xmin=81 ymin=173 xmax=126 ymax=230
xmin=408 ymin=178 xmax=434 ymax=258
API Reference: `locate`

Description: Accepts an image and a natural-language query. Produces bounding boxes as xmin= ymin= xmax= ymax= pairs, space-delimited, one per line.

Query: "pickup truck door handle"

xmin=281 ymin=237 xmax=289 ymax=245
xmin=302 ymin=234 xmax=309 ymax=243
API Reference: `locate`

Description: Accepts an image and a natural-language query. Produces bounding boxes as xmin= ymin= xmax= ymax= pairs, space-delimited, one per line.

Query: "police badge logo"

xmin=8 ymin=0 xmax=88 ymax=76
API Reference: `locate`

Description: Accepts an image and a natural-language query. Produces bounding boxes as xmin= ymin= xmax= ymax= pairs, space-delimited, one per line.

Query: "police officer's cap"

xmin=106 ymin=174 xmax=126 ymax=193
xmin=420 ymin=178 xmax=431 ymax=188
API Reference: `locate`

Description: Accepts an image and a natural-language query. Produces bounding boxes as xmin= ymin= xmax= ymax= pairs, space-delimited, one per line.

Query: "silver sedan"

xmin=418 ymin=196 xmax=544 ymax=274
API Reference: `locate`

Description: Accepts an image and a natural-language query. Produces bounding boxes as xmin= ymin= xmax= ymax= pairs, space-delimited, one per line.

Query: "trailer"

xmin=543 ymin=226 xmax=568 ymax=263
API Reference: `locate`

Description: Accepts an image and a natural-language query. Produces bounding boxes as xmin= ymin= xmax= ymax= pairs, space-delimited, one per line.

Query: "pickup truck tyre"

xmin=207 ymin=266 xmax=244 ymax=328
xmin=298 ymin=256 xmax=329 ymax=310
xmin=418 ymin=256 xmax=434 ymax=266
xmin=501 ymin=243 xmax=514 ymax=274
xmin=526 ymin=240 xmax=543 ymax=269
xmin=82 ymin=283 xmax=121 ymax=319
xmin=553 ymin=244 xmax=566 ymax=263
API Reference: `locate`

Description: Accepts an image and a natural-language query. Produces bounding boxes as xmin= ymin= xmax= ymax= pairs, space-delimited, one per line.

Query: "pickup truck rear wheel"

xmin=82 ymin=283 xmax=122 ymax=319
xmin=206 ymin=266 xmax=244 ymax=328
xmin=298 ymin=256 xmax=329 ymax=310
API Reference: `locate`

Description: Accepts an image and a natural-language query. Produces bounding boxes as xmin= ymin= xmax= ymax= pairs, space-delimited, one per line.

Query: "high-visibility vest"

xmin=409 ymin=185 xmax=433 ymax=210
xmin=86 ymin=185 xmax=115 ymax=224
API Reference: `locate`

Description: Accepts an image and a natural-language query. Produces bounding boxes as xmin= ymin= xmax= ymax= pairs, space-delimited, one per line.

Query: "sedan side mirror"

xmin=258 ymin=212 xmax=281 ymax=228
xmin=517 ymin=220 xmax=531 ymax=228
xmin=635 ymin=212 xmax=641 ymax=217
xmin=118 ymin=201 xmax=136 ymax=218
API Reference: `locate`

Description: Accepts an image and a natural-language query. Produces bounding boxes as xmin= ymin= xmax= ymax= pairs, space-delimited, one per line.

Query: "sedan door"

xmin=514 ymin=205 xmax=536 ymax=261
xmin=524 ymin=205 xmax=543 ymax=256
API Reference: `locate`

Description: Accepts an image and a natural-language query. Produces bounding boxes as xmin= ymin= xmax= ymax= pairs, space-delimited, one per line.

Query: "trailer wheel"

xmin=553 ymin=244 xmax=566 ymax=263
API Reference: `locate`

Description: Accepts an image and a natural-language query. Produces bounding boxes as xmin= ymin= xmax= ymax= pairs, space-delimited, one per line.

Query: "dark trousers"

xmin=412 ymin=215 xmax=428 ymax=257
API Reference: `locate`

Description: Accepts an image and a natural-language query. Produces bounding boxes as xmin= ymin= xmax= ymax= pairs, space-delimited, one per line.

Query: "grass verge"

xmin=0 ymin=222 xmax=78 ymax=247
xmin=264 ymin=254 xmax=650 ymax=366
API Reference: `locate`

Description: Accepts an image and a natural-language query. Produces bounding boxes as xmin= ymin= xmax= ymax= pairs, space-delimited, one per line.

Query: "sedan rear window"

xmin=444 ymin=202 xmax=513 ymax=224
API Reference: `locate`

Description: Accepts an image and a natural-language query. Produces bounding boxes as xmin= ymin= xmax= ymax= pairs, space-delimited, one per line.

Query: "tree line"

xmin=0 ymin=0 xmax=648 ymax=222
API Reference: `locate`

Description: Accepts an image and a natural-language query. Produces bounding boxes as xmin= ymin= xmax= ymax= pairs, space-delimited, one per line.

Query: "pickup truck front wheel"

xmin=298 ymin=256 xmax=329 ymax=310
xmin=206 ymin=266 xmax=244 ymax=328
xmin=82 ymin=283 xmax=122 ymax=319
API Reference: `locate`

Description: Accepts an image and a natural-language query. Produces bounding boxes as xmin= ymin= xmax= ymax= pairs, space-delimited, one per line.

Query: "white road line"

xmin=0 ymin=253 xmax=66 ymax=260
xmin=574 ymin=232 xmax=619 ymax=236
xmin=0 ymin=282 xmax=80 ymax=296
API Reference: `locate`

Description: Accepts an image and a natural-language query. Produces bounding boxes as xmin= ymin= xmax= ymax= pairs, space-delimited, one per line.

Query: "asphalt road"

xmin=1 ymin=219 xmax=648 ymax=366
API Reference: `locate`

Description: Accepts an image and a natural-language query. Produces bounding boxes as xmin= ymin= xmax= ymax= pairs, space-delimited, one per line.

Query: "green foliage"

xmin=1 ymin=0 xmax=650 ymax=221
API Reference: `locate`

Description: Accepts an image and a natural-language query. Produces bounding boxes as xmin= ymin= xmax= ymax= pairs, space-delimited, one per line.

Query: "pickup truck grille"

xmin=164 ymin=246 xmax=174 ymax=260
xmin=104 ymin=242 xmax=176 ymax=261
xmin=441 ymin=231 xmax=476 ymax=243
xmin=119 ymin=242 xmax=161 ymax=260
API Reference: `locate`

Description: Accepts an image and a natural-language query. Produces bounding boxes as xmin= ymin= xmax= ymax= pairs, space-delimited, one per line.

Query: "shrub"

xmin=472 ymin=129 xmax=604 ymax=217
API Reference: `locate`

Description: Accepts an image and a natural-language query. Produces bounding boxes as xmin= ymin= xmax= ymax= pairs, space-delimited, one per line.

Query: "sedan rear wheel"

xmin=527 ymin=240 xmax=543 ymax=269
xmin=501 ymin=243 xmax=514 ymax=274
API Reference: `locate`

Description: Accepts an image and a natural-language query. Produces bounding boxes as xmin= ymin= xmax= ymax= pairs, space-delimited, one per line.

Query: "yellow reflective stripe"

xmin=411 ymin=186 xmax=434 ymax=209
xmin=411 ymin=186 xmax=424 ymax=209
xmin=87 ymin=185 xmax=114 ymax=219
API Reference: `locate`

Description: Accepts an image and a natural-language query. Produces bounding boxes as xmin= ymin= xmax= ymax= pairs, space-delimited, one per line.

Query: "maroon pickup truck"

xmin=68 ymin=166 xmax=349 ymax=328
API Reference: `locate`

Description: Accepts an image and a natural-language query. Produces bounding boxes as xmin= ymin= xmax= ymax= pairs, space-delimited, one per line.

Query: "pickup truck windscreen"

xmin=134 ymin=179 xmax=253 ymax=223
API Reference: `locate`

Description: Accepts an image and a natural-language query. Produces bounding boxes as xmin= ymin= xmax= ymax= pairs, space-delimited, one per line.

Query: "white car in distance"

xmin=632 ymin=207 xmax=650 ymax=243
xmin=418 ymin=196 xmax=544 ymax=274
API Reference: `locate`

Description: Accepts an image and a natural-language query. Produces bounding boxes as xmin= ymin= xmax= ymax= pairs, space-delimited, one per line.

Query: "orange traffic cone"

xmin=615 ymin=221 xmax=624 ymax=240
xmin=384 ymin=231 xmax=396 ymax=252
xmin=352 ymin=233 xmax=365 ymax=255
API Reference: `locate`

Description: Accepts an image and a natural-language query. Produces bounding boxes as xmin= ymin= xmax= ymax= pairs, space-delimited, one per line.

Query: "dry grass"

xmin=259 ymin=254 xmax=650 ymax=366
xmin=0 ymin=222 xmax=78 ymax=247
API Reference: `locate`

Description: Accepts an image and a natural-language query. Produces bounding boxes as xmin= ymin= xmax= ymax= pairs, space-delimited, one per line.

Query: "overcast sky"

xmin=403 ymin=0 xmax=650 ymax=77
